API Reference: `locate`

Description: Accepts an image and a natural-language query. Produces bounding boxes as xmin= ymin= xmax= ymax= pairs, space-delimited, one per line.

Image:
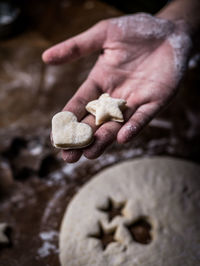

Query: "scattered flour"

xmin=41 ymin=189 xmax=66 ymax=225
xmin=47 ymin=171 xmax=64 ymax=186
xmin=188 ymin=54 xmax=200 ymax=69
xmin=61 ymin=146 xmax=144 ymax=177
xmin=149 ymin=118 xmax=172 ymax=129
xmin=168 ymin=30 xmax=192 ymax=78
xmin=0 ymin=15 xmax=13 ymax=24
xmin=124 ymin=124 xmax=138 ymax=135
xmin=185 ymin=110 xmax=200 ymax=139
xmin=40 ymin=230 xmax=58 ymax=241
xmin=43 ymin=66 xmax=59 ymax=89
xmin=62 ymin=156 xmax=87 ymax=177
xmin=120 ymin=147 xmax=143 ymax=159
xmin=29 ymin=145 xmax=42 ymax=156
xmin=38 ymin=230 xmax=59 ymax=258
xmin=148 ymin=138 xmax=169 ymax=149
xmin=38 ymin=242 xmax=58 ymax=258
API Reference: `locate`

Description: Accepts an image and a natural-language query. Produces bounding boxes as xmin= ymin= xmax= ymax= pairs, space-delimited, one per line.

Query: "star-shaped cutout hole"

xmin=126 ymin=217 xmax=152 ymax=245
xmin=86 ymin=93 xmax=126 ymax=126
xmin=98 ymin=198 xmax=126 ymax=222
xmin=88 ymin=222 xmax=117 ymax=250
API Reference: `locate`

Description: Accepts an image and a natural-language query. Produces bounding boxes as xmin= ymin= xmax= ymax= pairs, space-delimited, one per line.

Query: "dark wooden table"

xmin=0 ymin=1 xmax=200 ymax=265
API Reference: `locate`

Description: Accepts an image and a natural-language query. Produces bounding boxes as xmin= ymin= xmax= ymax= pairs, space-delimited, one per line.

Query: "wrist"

xmin=156 ymin=0 xmax=200 ymax=40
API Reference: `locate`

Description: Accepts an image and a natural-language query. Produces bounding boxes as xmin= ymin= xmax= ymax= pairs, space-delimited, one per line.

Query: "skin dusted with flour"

xmin=43 ymin=0 xmax=200 ymax=162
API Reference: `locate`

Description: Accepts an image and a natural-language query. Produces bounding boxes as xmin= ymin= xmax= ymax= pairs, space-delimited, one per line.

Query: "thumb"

xmin=42 ymin=20 xmax=107 ymax=64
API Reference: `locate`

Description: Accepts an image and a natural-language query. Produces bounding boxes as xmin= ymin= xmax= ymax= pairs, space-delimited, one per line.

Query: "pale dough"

xmin=59 ymin=157 xmax=200 ymax=266
xmin=86 ymin=93 xmax=126 ymax=126
xmin=0 ymin=223 xmax=9 ymax=244
xmin=52 ymin=111 xmax=93 ymax=149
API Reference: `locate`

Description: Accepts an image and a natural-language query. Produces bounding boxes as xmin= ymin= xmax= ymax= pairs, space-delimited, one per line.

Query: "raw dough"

xmin=59 ymin=157 xmax=200 ymax=266
xmin=86 ymin=93 xmax=126 ymax=126
xmin=0 ymin=223 xmax=9 ymax=244
xmin=52 ymin=111 xmax=93 ymax=149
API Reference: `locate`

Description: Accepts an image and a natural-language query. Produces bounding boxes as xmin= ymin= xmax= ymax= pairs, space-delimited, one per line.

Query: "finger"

xmin=63 ymin=78 xmax=101 ymax=121
xmin=60 ymin=78 xmax=101 ymax=163
xmin=83 ymin=121 xmax=121 ymax=159
xmin=117 ymin=102 xmax=160 ymax=144
xmin=54 ymin=78 xmax=100 ymax=163
xmin=83 ymin=94 xmax=141 ymax=159
xmin=62 ymin=150 xmax=82 ymax=163
xmin=42 ymin=21 xmax=107 ymax=64
xmin=62 ymin=85 xmax=144 ymax=161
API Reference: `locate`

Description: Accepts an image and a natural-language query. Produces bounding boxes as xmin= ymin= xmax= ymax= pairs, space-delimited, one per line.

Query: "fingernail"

xmin=62 ymin=151 xmax=68 ymax=161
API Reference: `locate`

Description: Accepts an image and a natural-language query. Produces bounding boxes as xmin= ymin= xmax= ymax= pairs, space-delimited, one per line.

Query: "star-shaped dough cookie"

xmin=86 ymin=93 xmax=126 ymax=126
xmin=0 ymin=223 xmax=9 ymax=244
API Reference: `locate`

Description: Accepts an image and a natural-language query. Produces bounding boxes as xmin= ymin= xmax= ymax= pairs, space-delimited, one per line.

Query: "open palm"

xmin=43 ymin=13 xmax=191 ymax=162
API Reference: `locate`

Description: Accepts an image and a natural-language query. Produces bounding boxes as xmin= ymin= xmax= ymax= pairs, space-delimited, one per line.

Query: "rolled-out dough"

xmin=59 ymin=157 xmax=200 ymax=266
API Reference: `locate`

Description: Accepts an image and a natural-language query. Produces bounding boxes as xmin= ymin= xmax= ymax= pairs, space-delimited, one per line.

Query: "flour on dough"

xmin=59 ymin=157 xmax=200 ymax=266
xmin=86 ymin=93 xmax=126 ymax=126
xmin=52 ymin=111 xmax=93 ymax=150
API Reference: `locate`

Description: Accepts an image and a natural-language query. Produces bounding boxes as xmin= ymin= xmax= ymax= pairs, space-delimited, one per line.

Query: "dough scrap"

xmin=0 ymin=223 xmax=9 ymax=244
xmin=52 ymin=111 xmax=93 ymax=150
xmin=59 ymin=157 xmax=200 ymax=266
xmin=86 ymin=93 xmax=126 ymax=126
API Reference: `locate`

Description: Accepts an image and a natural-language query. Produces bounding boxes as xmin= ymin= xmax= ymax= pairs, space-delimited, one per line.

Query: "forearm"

xmin=157 ymin=0 xmax=200 ymax=39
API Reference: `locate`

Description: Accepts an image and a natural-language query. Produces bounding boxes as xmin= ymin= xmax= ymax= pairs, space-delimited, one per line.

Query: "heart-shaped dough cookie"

xmin=52 ymin=111 xmax=93 ymax=149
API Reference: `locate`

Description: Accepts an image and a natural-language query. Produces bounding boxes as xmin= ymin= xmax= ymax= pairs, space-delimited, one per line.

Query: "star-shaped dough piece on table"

xmin=86 ymin=93 xmax=127 ymax=126
xmin=0 ymin=223 xmax=9 ymax=244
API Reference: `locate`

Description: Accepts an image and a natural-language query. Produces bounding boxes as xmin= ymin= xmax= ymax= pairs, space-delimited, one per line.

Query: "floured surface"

xmin=60 ymin=157 xmax=200 ymax=266
xmin=0 ymin=0 xmax=200 ymax=266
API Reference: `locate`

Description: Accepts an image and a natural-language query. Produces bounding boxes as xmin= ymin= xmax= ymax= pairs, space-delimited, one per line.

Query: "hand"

xmin=42 ymin=13 xmax=192 ymax=162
